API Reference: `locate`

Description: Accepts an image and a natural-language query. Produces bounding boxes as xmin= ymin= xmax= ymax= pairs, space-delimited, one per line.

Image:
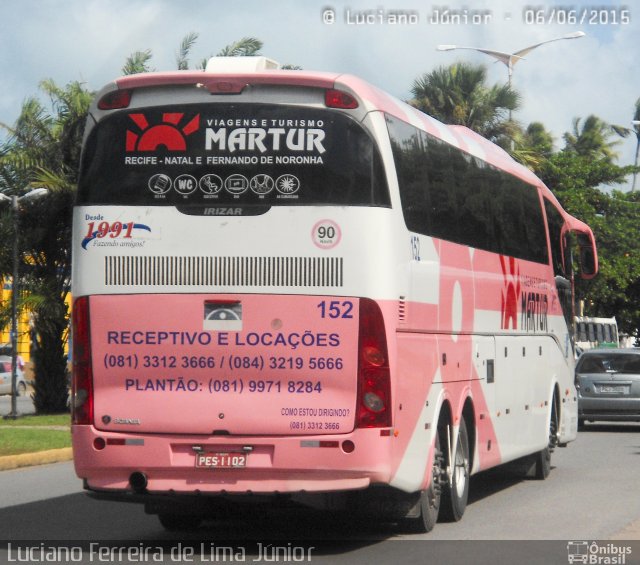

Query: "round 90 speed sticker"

xmin=312 ymin=219 xmax=341 ymax=250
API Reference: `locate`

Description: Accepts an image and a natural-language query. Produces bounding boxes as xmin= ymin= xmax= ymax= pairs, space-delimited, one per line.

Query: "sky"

xmin=1 ymin=0 xmax=638 ymax=190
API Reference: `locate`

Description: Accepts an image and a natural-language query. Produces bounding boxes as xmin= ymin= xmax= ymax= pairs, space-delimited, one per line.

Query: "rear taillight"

xmin=356 ymin=298 xmax=391 ymax=428
xmin=97 ymin=89 xmax=132 ymax=110
xmin=72 ymin=296 xmax=93 ymax=425
xmin=325 ymin=89 xmax=359 ymax=109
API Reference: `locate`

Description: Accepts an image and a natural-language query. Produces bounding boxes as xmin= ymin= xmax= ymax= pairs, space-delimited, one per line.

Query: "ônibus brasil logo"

xmin=126 ymin=113 xmax=200 ymax=152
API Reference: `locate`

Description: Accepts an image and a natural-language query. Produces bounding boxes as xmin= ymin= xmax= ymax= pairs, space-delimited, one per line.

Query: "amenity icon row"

xmin=148 ymin=173 xmax=301 ymax=197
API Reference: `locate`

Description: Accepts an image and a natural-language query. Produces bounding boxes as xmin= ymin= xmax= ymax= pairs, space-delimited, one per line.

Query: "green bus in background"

xmin=575 ymin=316 xmax=619 ymax=352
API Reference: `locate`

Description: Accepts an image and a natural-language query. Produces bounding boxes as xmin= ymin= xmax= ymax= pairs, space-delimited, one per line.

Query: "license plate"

xmin=195 ymin=452 xmax=247 ymax=469
xmin=599 ymin=385 xmax=626 ymax=394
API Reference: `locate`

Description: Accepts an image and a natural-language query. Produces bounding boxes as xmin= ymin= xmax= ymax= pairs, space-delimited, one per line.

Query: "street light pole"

xmin=9 ymin=195 xmax=19 ymax=420
xmin=436 ymin=31 xmax=586 ymax=121
xmin=632 ymin=120 xmax=640 ymax=192
xmin=0 ymin=187 xmax=48 ymax=419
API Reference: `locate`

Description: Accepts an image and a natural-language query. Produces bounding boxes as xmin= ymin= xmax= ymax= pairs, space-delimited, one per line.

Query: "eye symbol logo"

xmin=207 ymin=308 xmax=241 ymax=321
xmin=203 ymin=302 xmax=243 ymax=331
xmin=126 ymin=113 xmax=200 ymax=152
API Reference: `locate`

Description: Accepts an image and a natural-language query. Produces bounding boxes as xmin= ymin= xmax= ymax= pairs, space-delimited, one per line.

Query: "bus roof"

xmin=103 ymin=66 xmax=592 ymax=241
xmin=109 ymin=69 xmax=537 ymax=183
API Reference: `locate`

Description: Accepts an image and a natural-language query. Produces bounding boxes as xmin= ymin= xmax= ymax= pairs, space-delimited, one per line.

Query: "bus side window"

xmin=544 ymin=199 xmax=565 ymax=278
xmin=388 ymin=114 xmax=547 ymax=264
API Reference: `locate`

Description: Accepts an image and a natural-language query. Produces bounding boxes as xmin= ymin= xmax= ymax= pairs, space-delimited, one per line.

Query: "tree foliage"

xmin=122 ymin=34 xmax=264 ymax=74
xmin=410 ymin=62 xmax=520 ymax=144
xmin=176 ymin=32 xmax=199 ymax=70
xmin=534 ymin=137 xmax=640 ymax=339
xmin=563 ymin=115 xmax=629 ymax=162
xmin=0 ymin=80 xmax=93 ymax=413
xmin=632 ymin=97 xmax=640 ymax=191
xmin=122 ymin=50 xmax=153 ymax=75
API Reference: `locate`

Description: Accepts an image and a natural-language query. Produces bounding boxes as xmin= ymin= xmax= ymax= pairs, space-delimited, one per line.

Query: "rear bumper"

xmin=578 ymin=397 xmax=640 ymax=421
xmin=72 ymin=425 xmax=394 ymax=496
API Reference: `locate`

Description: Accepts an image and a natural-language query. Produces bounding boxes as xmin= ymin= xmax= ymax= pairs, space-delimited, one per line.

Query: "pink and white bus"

xmin=71 ymin=57 xmax=598 ymax=532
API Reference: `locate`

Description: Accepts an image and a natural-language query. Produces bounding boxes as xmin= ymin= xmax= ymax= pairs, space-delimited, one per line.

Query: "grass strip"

xmin=0 ymin=413 xmax=70 ymax=427
xmin=0 ymin=428 xmax=71 ymax=457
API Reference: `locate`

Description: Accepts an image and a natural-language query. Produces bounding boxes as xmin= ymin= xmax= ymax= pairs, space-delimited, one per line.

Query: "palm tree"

xmin=632 ymin=97 xmax=640 ymax=191
xmin=216 ymin=37 xmax=262 ymax=57
xmin=410 ymin=62 xmax=520 ymax=144
xmin=176 ymin=32 xmax=199 ymax=70
xmin=122 ymin=50 xmax=153 ymax=75
xmin=510 ymin=121 xmax=555 ymax=170
xmin=563 ymin=115 xmax=629 ymax=162
xmin=196 ymin=36 xmax=264 ymax=70
xmin=123 ymin=34 xmax=265 ymax=73
xmin=0 ymin=80 xmax=93 ymax=413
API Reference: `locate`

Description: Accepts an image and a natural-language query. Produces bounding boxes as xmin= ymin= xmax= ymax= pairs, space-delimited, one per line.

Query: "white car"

xmin=576 ymin=348 xmax=640 ymax=427
xmin=0 ymin=356 xmax=27 ymax=396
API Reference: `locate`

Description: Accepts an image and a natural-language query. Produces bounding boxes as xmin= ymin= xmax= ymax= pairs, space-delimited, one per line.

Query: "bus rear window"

xmin=78 ymin=103 xmax=390 ymax=210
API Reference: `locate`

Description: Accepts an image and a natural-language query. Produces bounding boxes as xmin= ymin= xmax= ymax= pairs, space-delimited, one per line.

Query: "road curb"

xmin=0 ymin=448 xmax=73 ymax=471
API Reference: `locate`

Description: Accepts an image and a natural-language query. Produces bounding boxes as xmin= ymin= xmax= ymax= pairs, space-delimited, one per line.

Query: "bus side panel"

xmin=392 ymin=235 xmax=578 ymax=482
xmin=389 ymin=331 xmax=439 ymax=492
xmin=390 ymin=331 xmax=503 ymax=491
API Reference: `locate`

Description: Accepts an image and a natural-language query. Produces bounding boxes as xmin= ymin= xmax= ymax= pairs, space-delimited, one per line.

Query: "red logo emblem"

xmin=500 ymin=256 xmax=520 ymax=330
xmin=126 ymin=113 xmax=200 ymax=152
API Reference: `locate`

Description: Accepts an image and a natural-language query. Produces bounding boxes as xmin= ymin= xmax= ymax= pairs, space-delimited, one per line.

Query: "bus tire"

xmin=158 ymin=513 xmax=202 ymax=531
xmin=534 ymin=446 xmax=551 ymax=480
xmin=534 ymin=397 xmax=558 ymax=480
xmin=439 ymin=418 xmax=470 ymax=522
xmin=401 ymin=433 xmax=443 ymax=533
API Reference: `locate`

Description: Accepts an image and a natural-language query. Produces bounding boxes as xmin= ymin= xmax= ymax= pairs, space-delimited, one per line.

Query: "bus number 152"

xmin=317 ymin=300 xmax=354 ymax=319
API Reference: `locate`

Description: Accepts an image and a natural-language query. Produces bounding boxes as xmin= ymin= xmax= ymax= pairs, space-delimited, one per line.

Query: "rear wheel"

xmin=401 ymin=433 xmax=443 ymax=533
xmin=535 ymin=396 xmax=559 ymax=479
xmin=533 ymin=445 xmax=551 ymax=480
xmin=16 ymin=382 xmax=27 ymax=396
xmin=439 ymin=418 xmax=470 ymax=522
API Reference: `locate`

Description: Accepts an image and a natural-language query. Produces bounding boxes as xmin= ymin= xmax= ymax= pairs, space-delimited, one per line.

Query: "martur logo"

xmin=500 ymin=256 xmax=520 ymax=330
xmin=126 ymin=113 xmax=200 ymax=152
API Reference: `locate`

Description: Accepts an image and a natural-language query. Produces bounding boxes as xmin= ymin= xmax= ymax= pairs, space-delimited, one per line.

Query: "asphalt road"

xmin=0 ymin=390 xmax=37 ymax=417
xmin=1 ymin=422 xmax=640 ymax=564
